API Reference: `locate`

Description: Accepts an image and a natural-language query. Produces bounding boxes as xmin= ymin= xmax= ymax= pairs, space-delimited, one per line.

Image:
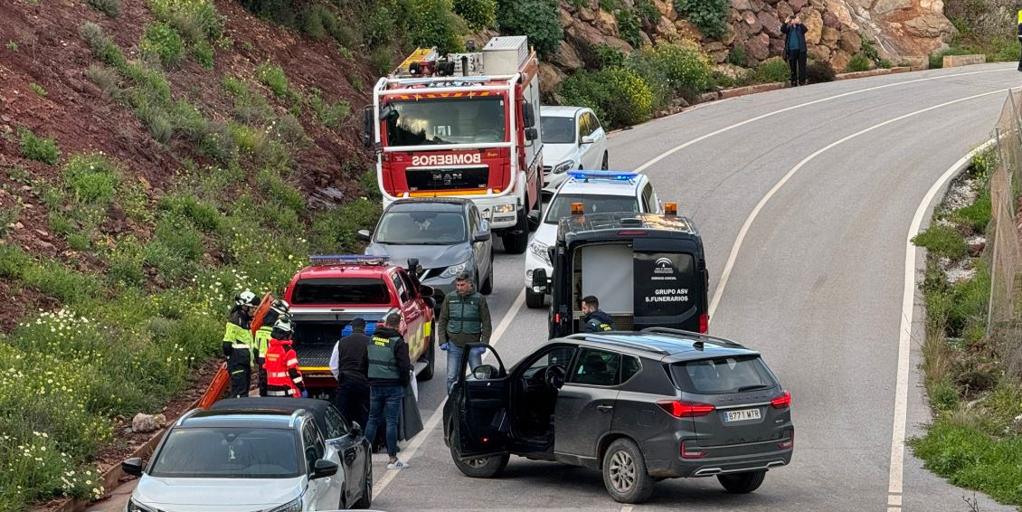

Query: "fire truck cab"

xmin=365 ymin=36 xmax=544 ymax=254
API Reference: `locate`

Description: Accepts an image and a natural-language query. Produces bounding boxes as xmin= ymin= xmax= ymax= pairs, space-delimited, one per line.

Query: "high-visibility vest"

xmin=254 ymin=325 xmax=273 ymax=359
xmin=263 ymin=338 xmax=303 ymax=397
xmin=367 ymin=335 xmax=401 ymax=380
xmin=445 ymin=292 xmax=483 ymax=334
xmin=223 ymin=321 xmax=255 ymax=365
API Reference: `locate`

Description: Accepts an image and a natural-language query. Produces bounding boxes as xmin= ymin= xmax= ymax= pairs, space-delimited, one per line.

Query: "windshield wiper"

xmin=737 ymin=384 xmax=772 ymax=392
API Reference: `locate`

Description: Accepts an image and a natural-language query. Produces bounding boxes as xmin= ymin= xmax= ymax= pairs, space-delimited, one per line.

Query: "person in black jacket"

xmin=330 ymin=318 xmax=370 ymax=430
xmin=782 ymin=14 xmax=809 ymax=86
xmin=364 ymin=313 xmax=413 ymax=469
xmin=1017 ymin=9 xmax=1022 ymax=71
xmin=581 ymin=295 xmax=614 ymax=332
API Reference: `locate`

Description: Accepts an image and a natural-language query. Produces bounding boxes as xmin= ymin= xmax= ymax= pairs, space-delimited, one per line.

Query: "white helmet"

xmin=236 ymin=290 xmax=257 ymax=307
xmin=273 ymin=318 xmax=293 ymax=335
xmin=271 ymin=299 xmax=290 ymax=316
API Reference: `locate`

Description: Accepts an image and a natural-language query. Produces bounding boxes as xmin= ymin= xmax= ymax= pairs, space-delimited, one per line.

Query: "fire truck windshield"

xmin=385 ymin=97 xmax=506 ymax=146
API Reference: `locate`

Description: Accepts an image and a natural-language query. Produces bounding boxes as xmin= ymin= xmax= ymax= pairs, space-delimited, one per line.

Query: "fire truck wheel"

xmin=501 ymin=208 xmax=529 ymax=254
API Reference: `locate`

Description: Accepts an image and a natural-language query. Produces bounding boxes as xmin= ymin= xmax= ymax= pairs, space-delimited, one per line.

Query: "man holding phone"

xmin=782 ymin=14 xmax=809 ymax=86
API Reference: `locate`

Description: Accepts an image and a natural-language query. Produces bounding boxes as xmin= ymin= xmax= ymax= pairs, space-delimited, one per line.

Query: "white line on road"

xmin=629 ymin=67 xmax=1011 ymax=175
xmin=373 ymin=288 xmax=527 ymax=500
xmin=886 ymin=140 xmax=995 ymax=509
xmin=707 ymin=88 xmax=1006 ymax=319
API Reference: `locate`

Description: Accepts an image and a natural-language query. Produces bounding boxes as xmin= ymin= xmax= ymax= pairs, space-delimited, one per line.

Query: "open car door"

xmin=443 ymin=343 xmax=511 ymax=458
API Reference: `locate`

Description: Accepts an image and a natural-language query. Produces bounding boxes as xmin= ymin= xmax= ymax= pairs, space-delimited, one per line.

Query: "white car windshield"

xmin=375 ymin=211 xmax=468 ymax=244
xmin=544 ymin=194 xmax=640 ymax=224
xmin=541 ymin=116 xmax=575 ymax=144
xmin=149 ymin=428 xmax=301 ymax=479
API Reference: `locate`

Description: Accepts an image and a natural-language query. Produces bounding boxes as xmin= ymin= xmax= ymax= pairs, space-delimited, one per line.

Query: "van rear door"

xmin=632 ymin=238 xmax=706 ymax=333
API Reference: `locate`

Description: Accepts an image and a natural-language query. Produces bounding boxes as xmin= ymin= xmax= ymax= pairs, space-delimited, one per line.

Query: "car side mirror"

xmin=580 ymin=135 xmax=595 ymax=146
xmin=523 ymin=101 xmax=536 ymax=128
xmin=361 ymin=106 xmax=373 ymax=149
xmin=356 ymin=229 xmax=372 ymax=242
xmin=418 ymin=284 xmax=434 ymax=298
xmin=472 ymin=364 xmax=499 ymax=380
xmin=531 ymin=268 xmax=548 ymax=294
xmin=122 ymin=457 xmax=144 ymax=477
xmin=473 ymin=231 xmax=491 ymax=243
xmin=407 ymin=257 xmax=420 ymax=276
xmin=527 ymin=209 xmax=541 ymax=229
xmin=525 ymin=127 xmax=538 ymax=141
xmin=350 ymin=421 xmax=362 ymax=437
xmin=312 ymin=459 xmax=339 ymax=479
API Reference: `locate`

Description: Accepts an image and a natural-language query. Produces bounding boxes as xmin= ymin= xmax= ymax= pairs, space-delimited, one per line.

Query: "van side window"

xmin=569 ymin=348 xmax=621 ymax=386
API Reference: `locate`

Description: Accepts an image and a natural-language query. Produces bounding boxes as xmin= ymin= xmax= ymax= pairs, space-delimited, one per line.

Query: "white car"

xmin=525 ymin=170 xmax=662 ymax=309
xmin=541 ymin=106 xmax=609 ymax=188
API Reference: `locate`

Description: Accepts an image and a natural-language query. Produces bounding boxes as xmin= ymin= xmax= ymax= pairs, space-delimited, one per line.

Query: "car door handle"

xmin=597 ymin=405 xmax=614 ymax=413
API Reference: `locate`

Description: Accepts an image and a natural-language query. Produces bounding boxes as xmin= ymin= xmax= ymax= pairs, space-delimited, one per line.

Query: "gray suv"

xmin=442 ymin=328 xmax=793 ymax=504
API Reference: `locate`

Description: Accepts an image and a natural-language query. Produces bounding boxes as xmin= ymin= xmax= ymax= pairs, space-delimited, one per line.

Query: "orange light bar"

xmin=571 ymin=202 xmax=584 ymax=215
xmin=664 ymin=202 xmax=678 ymax=216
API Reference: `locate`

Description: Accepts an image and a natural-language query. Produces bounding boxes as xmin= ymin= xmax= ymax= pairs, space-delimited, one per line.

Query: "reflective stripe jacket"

xmin=222 ymin=313 xmax=254 ymax=367
xmin=263 ymin=338 xmax=304 ymax=397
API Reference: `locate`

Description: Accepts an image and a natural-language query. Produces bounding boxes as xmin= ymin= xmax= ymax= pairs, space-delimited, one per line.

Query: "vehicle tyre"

xmin=450 ymin=445 xmax=510 ymax=478
xmin=501 ymin=208 xmax=528 ymax=254
xmin=601 ymin=152 xmax=609 ymax=170
xmin=417 ymin=326 xmax=435 ymax=381
xmin=717 ymin=470 xmax=766 ymax=494
xmin=351 ymin=459 xmax=373 ymax=509
xmin=525 ymin=288 xmax=544 ymax=309
xmin=480 ymin=261 xmax=493 ymax=295
xmin=602 ymin=438 xmax=655 ymax=504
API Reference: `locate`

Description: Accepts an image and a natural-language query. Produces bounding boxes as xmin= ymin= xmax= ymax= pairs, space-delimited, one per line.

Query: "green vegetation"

xmin=146 ymin=0 xmax=225 ymax=68
xmin=746 ymin=57 xmax=790 ymax=84
xmin=845 ymin=53 xmax=871 ymax=72
xmin=141 ymin=22 xmax=185 ymax=67
xmin=615 ymin=8 xmax=643 ymax=48
xmin=910 ymin=147 xmax=1022 ymax=507
xmin=407 ymin=0 xmax=466 ymax=54
xmin=29 ymin=82 xmax=47 ymax=97
xmin=454 ymin=0 xmax=496 ymax=30
xmin=86 ymin=0 xmax=120 ymax=17
xmin=673 ymin=0 xmax=729 ymax=39
xmin=18 ymin=127 xmax=61 ymax=165
xmin=496 ymin=0 xmax=563 ymax=56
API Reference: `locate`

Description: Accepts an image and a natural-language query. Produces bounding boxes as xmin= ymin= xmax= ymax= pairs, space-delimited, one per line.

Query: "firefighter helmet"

xmin=236 ymin=290 xmax=256 ymax=307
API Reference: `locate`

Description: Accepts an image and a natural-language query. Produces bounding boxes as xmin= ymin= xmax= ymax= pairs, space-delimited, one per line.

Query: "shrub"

xmin=912 ymin=224 xmax=968 ymax=261
xmin=806 ymin=60 xmax=836 ymax=83
xmin=298 ymin=4 xmax=330 ymax=40
xmin=0 ymin=204 xmax=20 ymax=239
xmin=631 ymin=42 xmax=714 ymax=96
xmin=29 ymin=83 xmax=47 ymax=97
xmin=87 ymin=0 xmax=121 ymax=17
xmin=0 ymin=243 xmax=32 ymax=278
xmin=21 ymin=260 xmax=101 ymax=305
xmin=307 ymin=88 xmax=351 ymax=129
xmin=559 ymin=66 xmax=654 ymax=128
xmin=496 ymin=0 xmax=563 ymax=57
xmin=615 ymin=8 xmax=643 ymax=48
xmin=748 ymin=57 xmax=790 ymax=84
xmin=105 ymin=235 xmax=146 ymax=286
xmin=727 ymin=45 xmax=748 ymax=67
xmin=311 ymin=198 xmax=382 ymax=253
xmin=79 ymin=22 xmax=126 ymax=69
xmin=18 ymin=127 xmax=60 ymax=165
xmin=62 ymin=153 xmax=120 ymax=206
xmin=674 ymin=0 xmax=728 ymax=39
xmin=952 ymin=188 xmax=991 ymax=233
xmin=408 ymin=0 xmax=465 ymax=54
xmin=158 ymin=193 xmax=222 ymax=232
xmin=592 ymin=43 xmax=626 ymax=68
xmin=635 ymin=0 xmax=659 ymax=24
xmin=147 ymin=0 xmax=224 ymax=45
xmin=256 ymin=62 xmax=290 ymax=98
xmin=141 ymin=22 xmax=185 ymax=67
xmin=929 ymin=47 xmax=972 ymax=69
xmin=256 ymin=168 xmax=305 ymax=213
xmin=845 ymin=53 xmax=871 ymax=72
xmin=370 ymin=45 xmax=394 ymax=76
xmin=454 ymin=0 xmax=497 ymax=30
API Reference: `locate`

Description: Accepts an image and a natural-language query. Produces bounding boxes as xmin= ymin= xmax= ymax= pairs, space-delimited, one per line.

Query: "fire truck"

xmin=363 ymin=36 xmax=544 ymax=254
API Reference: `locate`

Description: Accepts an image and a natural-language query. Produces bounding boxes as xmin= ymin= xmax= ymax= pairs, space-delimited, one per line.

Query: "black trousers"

xmin=256 ymin=360 xmax=267 ymax=397
xmin=788 ymin=50 xmax=808 ymax=84
xmin=228 ymin=362 xmax=251 ymax=397
xmin=335 ymin=376 xmax=370 ymax=430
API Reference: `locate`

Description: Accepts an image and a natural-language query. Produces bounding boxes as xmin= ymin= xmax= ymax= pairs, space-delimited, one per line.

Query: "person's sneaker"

xmin=386 ymin=459 xmax=409 ymax=470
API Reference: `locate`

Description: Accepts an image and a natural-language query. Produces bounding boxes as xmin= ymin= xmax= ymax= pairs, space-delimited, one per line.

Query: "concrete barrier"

xmin=942 ymin=54 xmax=986 ymax=68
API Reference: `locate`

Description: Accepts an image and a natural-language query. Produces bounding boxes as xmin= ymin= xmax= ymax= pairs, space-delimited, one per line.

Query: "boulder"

xmin=595 ymin=8 xmax=619 ymax=35
xmin=821 ymin=26 xmax=841 ymax=46
xmin=553 ymin=40 xmax=584 ymax=70
xmin=804 ymin=9 xmax=824 ymax=45
xmin=743 ymin=11 xmax=762 ymax=34
xmin=733 ymin=0 xmax=755 ymax=10
xmin=132 ymin=413 xmax=167 ymax=433
xmin=789 ymin=0 xmax=807 ymax=11
xmin=578 ymin=6 xmax=597 ymax=22
xmin=749 ymin=32 xmax=771 ymax=60
xmin=830 ymin=49 xmax=852 ymax=71
xmin=839 ymin=30 xmax=862 ymax=54
xmin=759 ymin=11 xmax=783 ymax=37
xmin=539 ymin=63 xmax=567 ymax=95
xmin=809 ymin=44 xmax=832 ymax=62
xmin=656 ymin=15 xmax=679 ymax=41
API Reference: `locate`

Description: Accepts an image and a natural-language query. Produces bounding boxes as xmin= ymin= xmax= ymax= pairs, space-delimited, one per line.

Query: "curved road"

xmin=366 ymin=63 xmax=1020 ymax=512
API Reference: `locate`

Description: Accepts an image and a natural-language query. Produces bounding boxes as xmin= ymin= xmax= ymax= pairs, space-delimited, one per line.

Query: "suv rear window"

xmin=671 ymin=355 xmax=775 ymax=394
xmin=291 ymin=278 xmax=390 ymax=305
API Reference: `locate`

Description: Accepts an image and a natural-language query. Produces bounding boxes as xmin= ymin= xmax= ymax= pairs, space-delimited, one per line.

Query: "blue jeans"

xmin=446 ymin=343 xmax=484 ymax=394
xmin=365 ymin=384 xmax=404 ymax=457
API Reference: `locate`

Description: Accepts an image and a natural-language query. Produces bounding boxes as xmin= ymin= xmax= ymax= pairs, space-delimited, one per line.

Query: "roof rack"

xmin=566 ymin=333 xmax=672 ymax=355
xmin=308 ymin=255 xmax=390 ymax=266
xmin=639 ymin=327 xmax=745 ymax=349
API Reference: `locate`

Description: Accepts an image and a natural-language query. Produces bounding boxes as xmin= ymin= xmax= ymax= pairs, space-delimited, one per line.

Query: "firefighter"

xmin=254 ymin=299 xmax=289 ymax=397
xmin=263 ymin=318 xmax=307 ymax=398
xmin=223 ymin=290 xmax=258 ymax=398
xmin=581 ymin=295 xmax=614 ymax=332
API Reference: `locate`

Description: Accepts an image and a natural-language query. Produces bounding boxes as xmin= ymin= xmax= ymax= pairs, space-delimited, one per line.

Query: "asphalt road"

xmin=91 ymin=64 xmax=1021 ymax=512
xmin=366 ymin=64 xmax=1021 ymax=512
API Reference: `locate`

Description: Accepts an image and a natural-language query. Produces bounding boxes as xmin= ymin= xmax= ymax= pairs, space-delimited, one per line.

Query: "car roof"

xmin=208 ymin=397 xmax=339 ymax=435
xmin=558 ymin=212 xmax=698 ymax=240
xmin=176 ymin=409 xmax=302 ymax=430
xmin=540 ymin=105 xmax=585 ymax=118
xmin=562 ymin=329 xmax=758 ymax=363
xmin=554 ymin=171 xmax=646 ymax=196
xmin=388 ymin=198 xmax=471 ymax=212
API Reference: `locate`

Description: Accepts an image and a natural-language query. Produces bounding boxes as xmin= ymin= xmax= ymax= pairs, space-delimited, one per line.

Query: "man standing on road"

xmin=438 ymin=272 xmax=492 ymax=394
xmin=365 ymin=313 xmax=413 ymax=469
xmin=581 ymin=295 xmax=614 ymax=332
xmin=223 ymin=290 xmax=258 ymax=398
xmin=782 ymin=14 xmax=808 ymax=87
xmin=330 ymin=317 xmax=370 ymax=429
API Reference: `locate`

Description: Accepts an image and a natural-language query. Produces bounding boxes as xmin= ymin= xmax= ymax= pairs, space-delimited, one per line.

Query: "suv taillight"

xmin=770 ymin=391 xmax=791 ymax=409
xmin=657 ymin=400 xmax=715 ymax=418
xmin=680 ymin=440 xmax=706 ymax=459
xmin=698 ymin=313 xmax=708 ymax=333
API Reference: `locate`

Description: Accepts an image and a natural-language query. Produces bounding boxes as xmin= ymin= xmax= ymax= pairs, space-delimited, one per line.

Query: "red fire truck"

xmin=363 ymin=36 xmax=544 ymax=254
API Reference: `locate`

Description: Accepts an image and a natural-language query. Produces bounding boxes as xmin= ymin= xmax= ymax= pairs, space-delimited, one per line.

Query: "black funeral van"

xmin=530 ymin=210 xmax=709 ymax=338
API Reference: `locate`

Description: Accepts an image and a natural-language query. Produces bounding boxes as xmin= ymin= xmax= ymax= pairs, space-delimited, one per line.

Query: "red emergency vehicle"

xmin=364 ymin=36 xmax=544 ymax=254
xmin=283 ymin=255 xmax=437 ymax=398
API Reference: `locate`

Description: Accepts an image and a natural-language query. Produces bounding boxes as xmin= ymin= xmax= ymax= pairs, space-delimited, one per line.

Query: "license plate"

xmin=724 ymin=408 xmax=762 ymax=423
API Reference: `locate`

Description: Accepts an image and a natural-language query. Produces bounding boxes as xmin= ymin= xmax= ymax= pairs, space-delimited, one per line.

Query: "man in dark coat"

xmin=330 ymin=317 xmax=370 ymax=430
xmin=782 ymin=14 xmax=809 ymax=86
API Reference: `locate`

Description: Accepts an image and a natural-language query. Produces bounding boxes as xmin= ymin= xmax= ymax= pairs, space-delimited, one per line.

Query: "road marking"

xmin=886 ymin=139 xmax=995 ymax=510
xmin=373 ymin=288 xmax=526 ymax=500
xmin=628 ymin=67 xmax=1011 ymax=174
xmin=707 ymin=89 xmax=1005 ymax=319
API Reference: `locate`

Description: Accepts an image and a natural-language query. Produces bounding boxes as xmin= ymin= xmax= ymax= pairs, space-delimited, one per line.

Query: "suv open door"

xmin=443 ymin=343 xmax=512 ymax=476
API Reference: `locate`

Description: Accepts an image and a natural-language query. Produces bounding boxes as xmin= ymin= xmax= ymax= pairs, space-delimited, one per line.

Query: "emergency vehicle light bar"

xmin=664 ymin=202 xmax=678 ymax=215
xmin=567 ymin=170 xmax=639 ymax=182
xmin=309 ymin=255 xmax=390 ymax=266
